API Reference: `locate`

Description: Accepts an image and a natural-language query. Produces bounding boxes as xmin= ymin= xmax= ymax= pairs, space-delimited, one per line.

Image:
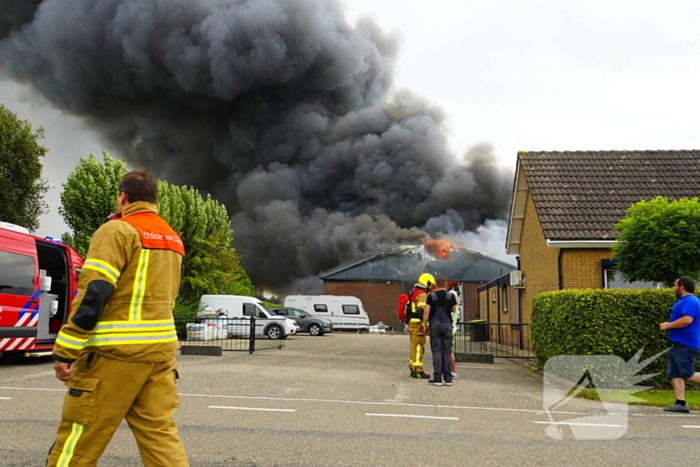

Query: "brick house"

xmin=477 ymin=273 xmax=520 ymax=324
xmin=505 ymin=149 xmax=700 ymax=323
xmin=319 ymin=244 xmax=515 ymax=330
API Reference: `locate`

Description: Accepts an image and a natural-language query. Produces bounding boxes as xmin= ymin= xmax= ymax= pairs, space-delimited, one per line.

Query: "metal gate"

xmin=175 ymin=316 xmax=285 ymax=355
xmin=454 ymin=321 xmax=533 ymax=362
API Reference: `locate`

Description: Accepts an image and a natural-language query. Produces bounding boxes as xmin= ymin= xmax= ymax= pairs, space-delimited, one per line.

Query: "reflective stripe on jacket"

xmin=407 ymin=288 xmax=427 ymax=323
xmin=54 ymin=202 xmax=184 ymax=363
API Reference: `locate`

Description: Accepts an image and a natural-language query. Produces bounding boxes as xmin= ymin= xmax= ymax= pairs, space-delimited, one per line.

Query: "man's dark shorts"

xmin=667 ymin=342 xmax=698 ymax=379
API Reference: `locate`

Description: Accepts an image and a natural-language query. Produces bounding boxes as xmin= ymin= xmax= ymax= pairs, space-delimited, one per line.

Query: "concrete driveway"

xmin=0 ymin=333 xmax=698 ymax=466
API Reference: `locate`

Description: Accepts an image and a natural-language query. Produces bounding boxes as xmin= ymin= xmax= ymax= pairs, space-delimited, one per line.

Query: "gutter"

xmin=546 ymin=239 xmax=616 ymax=249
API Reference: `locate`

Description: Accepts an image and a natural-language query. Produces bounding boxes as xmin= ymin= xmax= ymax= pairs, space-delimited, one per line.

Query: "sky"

xmin=2 ymin=0 xmax=700 ymax=257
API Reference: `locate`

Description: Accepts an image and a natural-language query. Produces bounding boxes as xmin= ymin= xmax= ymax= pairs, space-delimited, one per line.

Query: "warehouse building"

xmin=318 ymin=242 xmax=515 ymax=330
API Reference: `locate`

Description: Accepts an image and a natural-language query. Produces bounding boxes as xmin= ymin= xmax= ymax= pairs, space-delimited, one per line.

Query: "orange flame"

xmin=422 ymin=238 xmax=460 ymax=260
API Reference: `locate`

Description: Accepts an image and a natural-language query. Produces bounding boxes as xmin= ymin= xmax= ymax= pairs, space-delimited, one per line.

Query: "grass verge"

xmin=576 ymin=389 xmax=700 ymax=410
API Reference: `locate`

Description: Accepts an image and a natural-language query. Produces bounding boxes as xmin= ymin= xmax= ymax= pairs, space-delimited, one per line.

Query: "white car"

xmin=199 ymin=295 xmax=300 ymax=339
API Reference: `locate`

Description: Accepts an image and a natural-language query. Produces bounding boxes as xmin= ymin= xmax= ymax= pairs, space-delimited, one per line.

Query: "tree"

xmin=59 ymin=152 xmax=127 ymax=256
xmin=0 ymin=102 xmax=49 ymax=231
xmin=612 ymin=196 xmax=700 ymax=286
xmin=157 ymin=180 xmax=254 ymax=311
xmin=176 ymin=231 xmax=254 ymax=313
xmin=157 ymin=182 xmax=233 ymax=247
xmin=60 ymin=157 xmax=254 ymax=314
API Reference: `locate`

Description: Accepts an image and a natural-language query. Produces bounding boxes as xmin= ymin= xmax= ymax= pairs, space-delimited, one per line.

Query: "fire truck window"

xmin=0 ymin=251 xmax=35 ymax=296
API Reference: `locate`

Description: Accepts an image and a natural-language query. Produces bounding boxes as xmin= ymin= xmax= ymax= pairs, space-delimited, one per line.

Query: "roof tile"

xmin=519 ymin=150 xmax=700 ymax=241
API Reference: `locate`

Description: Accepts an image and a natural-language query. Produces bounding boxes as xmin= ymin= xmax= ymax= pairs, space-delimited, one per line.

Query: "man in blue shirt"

xmin=660 ymin=276 xmax=700 ymax=413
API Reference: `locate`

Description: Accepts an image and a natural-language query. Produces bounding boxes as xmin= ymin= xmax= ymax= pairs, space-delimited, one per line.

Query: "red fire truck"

xmin=0 ymin=222 xmax=83 ymax=357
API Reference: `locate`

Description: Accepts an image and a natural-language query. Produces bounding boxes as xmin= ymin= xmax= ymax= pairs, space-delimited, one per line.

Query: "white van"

xmin=199 ymin=295 xmax=299 ymax=339
xmin=284 ymin=295 xmax=370 ymax=332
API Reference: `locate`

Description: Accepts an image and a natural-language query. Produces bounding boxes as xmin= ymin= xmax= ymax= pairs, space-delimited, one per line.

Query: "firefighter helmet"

xmin=417 ymin=273 xmax=435 ymax=289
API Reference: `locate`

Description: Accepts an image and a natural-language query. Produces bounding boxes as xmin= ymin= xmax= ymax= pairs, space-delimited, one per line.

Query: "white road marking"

xmin=461 ymin=366 xmax=503 ymax=370
xmin=533 ymin=421 xmax=624 ymax=428
xmin=0 ymin=386 xmax=64 ymax=392
xmin=1 ymin=386 xmax=698 ymax=419
xmin=367 ymin=413 xmax=458 ymax=421
xmin=681 ymin=425 xmax=700 ymax=429
xmin=180 ymin=393 xmax=593 ymax=416
xmin=0 ymin=396 xmax=12 ymax=400
xmin=209 ymin=406 xmax=295 ymax=412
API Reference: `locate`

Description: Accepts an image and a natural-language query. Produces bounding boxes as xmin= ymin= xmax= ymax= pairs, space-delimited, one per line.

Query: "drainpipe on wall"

xmin=488 ymin=286 xmax=492 ymax=323
xmin=476 ymin=285 xmax=481 ymax=320
xmin=516 ymin=256 xmax=522 ymax=323
xmin=518 ymin=288 xmax=523 ymax=324
xmin=496 ymin=284 xmax=500 ymax=325
xmin=557 ymin=248 xmax=564 ymax=290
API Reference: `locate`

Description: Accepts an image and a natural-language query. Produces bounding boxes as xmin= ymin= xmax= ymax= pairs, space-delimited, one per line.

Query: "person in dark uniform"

xmin=423 ymin=277 xmax=457 ymax=386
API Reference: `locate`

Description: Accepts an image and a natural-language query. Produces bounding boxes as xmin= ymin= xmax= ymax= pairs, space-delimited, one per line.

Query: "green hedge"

xmin=532 ymin=288 xmax=692 ymax=388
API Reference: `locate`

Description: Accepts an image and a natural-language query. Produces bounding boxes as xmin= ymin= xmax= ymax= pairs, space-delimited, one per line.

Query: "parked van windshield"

xmin=0 ymin=250 xmax=34 ymax=295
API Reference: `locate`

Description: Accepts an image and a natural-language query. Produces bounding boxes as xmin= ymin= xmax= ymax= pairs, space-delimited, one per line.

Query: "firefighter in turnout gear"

xmin=47 ymin=169 xmax=189 ymax=467
xmin=407 ymin=273 xmax=435 ymax=378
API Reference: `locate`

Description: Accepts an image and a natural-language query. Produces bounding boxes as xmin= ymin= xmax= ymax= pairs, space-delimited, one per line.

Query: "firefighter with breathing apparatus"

xmin=407 ymin=273 xmax=435 ymax=379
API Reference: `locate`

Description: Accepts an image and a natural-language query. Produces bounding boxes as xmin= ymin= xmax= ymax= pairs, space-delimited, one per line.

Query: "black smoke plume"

xmin=0 ymin=0 xmax=513 ymax=291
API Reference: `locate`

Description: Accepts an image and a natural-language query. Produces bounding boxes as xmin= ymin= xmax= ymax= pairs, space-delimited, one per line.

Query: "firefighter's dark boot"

xmin=410 ymin=366 xmax=430 ymax=379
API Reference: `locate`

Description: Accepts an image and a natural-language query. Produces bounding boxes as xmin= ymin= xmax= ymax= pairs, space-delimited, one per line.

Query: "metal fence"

xmin=174 ymin=316 xmax=285 ymax=354
xmin=454 ymin=321 xmax=533 ymax=359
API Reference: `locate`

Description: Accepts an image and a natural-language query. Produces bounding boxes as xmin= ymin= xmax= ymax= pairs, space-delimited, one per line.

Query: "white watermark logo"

xmin=541 ymin=348 xmax=663 ymax=440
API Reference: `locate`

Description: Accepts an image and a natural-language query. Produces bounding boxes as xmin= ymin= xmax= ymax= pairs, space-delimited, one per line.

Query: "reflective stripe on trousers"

xmin=407 ymin=321 xmax=426 ymax=371
xmin=47 ymin=353 xmax=188 ymax=467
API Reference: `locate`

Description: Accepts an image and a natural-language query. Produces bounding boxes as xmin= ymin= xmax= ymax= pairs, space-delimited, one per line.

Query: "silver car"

xmin=272 ymin=307 xmax=333 ymax=336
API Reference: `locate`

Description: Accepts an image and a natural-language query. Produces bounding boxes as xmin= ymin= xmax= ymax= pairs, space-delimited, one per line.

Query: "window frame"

xmin=0 ymin=250 xmax=35 ymax=296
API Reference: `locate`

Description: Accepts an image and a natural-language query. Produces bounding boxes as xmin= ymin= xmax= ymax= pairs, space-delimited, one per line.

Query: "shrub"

xmin=532 ymin=288 xmax=685 ymax=388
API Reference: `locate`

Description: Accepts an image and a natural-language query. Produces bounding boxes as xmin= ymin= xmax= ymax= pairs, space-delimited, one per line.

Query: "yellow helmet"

xmin=418 ymin=273 xmax=435 ymax=289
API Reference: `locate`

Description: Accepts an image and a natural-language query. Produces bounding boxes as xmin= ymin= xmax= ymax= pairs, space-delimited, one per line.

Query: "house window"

xmin=604 ymin=269 xmax=660 ymax=289
xmin=502 ymin=288 xmax=508 ymax=313
xmin=601 ymin=259 xmax=660 ymax=289
xmin=492 ymin=290 xmax=497 ymax=302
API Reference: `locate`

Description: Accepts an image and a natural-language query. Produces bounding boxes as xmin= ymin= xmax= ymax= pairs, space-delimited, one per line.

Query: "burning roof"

xmin=320 ymin=244 xmax=515 ymax=282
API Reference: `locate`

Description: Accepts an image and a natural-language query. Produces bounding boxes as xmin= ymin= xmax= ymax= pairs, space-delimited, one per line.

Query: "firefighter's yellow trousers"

xmin=47 ymin=352 xmax=188 ymax=467
xmin=408 ymin=320 xmax=427 ymax=372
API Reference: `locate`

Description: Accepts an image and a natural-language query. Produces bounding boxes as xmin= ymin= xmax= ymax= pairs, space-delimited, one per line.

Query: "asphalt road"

xmin=1 ymin=333 xmax=699 ymax=466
